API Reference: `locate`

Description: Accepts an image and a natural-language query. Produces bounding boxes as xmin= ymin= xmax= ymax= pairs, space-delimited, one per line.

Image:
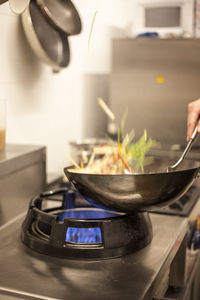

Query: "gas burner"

xmin=21 ymin=187 xmax=152 ymax=259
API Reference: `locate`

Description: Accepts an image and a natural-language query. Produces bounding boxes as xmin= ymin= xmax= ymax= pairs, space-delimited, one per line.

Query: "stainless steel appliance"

xmin=109 ymin=38 xmax=200 ymax=148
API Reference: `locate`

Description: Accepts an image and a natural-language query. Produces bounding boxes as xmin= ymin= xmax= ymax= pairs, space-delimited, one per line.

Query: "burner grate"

xmin=21 ymin=187 xmax=152 ymax=259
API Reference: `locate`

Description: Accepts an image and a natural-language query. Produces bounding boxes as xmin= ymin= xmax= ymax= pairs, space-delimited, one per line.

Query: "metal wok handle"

xmin=168 ymin=118 xmax=200 ymax=171
xmin=181 ymin=117 xmax=200 ymax=160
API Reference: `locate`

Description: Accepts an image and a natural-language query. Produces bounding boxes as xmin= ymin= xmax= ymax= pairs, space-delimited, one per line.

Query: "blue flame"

xmin=56 ymin=209 xmax=119 ymax=220
xmin=55 ymin=209 xmax=120 ymax=244
xmin=54 ymin=188 xmax=124 ymax=244
xmin=66 ymin=227 xmax=102 ymax=244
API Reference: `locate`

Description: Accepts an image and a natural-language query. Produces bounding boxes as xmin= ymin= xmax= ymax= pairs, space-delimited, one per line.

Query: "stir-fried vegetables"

xmin=70 ymin=99 xmax=160 ymax=174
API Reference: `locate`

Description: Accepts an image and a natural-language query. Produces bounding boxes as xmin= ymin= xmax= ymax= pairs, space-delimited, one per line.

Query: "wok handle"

xmin=181 ymin=117 xmax=200 ymax=161
xmin=168 ymin=118 xmax=200 ymax=171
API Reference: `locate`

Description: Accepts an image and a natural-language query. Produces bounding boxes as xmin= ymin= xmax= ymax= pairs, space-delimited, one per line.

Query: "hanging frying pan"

xmin=36 ymin=0 xmax=82 ymax=36
xmin=21 ymin=0 xmax=70 ymax=70
xmin=64 ymin=157 xmax=200 ymax=214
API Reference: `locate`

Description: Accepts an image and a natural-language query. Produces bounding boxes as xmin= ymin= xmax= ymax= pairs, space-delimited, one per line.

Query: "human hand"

xmin=187 ymin=99 xmax=200 ymax=141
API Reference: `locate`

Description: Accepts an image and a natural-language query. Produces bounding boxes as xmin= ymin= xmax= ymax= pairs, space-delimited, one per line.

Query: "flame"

xmin=66 ymin=227 xmax=102 ymax=244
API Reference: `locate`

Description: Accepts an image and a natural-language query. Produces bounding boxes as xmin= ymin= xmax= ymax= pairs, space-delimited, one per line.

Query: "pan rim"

xmin=64 ymin=160 xmax=200 ymax=177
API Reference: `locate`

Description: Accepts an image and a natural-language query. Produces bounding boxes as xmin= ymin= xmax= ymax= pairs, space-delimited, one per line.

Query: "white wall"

xmin=0 ymin=0 xmax=134 ymax=175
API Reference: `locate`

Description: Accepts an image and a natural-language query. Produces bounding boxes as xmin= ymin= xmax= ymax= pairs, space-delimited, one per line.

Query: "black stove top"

xmin=148 ymin=147 xmax=200 ymax=217
xmin=151 ymin=184 xmax=200 ymax=217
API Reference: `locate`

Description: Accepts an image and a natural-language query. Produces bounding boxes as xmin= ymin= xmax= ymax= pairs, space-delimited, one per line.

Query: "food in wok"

xmin=68 ymin=131 xmax=159 ymax=174
xmin=68 ymin=98 xmax=160 ymax=175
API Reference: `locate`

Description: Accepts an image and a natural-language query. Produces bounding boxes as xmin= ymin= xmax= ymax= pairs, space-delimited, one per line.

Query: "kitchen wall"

xmin=0 ymin=0 xmax=135 ymax=175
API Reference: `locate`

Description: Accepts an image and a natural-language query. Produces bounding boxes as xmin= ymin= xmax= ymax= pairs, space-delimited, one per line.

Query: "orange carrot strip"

xmin=117 ymin=151 xmax=132 ymax=173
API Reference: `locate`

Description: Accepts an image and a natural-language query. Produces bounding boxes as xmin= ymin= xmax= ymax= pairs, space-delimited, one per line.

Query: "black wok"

xmin=64 ymin=157 xmax=200 ymax=214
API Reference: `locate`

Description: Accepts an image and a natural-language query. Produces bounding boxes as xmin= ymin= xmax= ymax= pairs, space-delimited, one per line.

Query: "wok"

xmin=64 ymin=157 xmax=200 ymax=214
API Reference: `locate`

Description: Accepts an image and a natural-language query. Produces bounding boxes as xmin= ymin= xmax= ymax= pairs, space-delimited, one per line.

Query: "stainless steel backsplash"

xmin=82 ymin=74 xmax=110 ymax=138
xmin=110 ymin=38 xmax=200 ymax=148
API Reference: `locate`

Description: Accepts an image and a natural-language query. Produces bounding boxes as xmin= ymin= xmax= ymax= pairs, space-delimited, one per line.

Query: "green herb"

xmin=88 ymin=10 xmax=98 ymax=51
xmin=128 ymin=130 xmax=160 ymax=172
xmin=97 ymin=99 xmax=160 ymax=173
xmin=117 ymin=128 xmax=121 ymax=146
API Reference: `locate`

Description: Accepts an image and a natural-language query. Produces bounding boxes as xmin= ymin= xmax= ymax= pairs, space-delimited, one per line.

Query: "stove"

xmin=0 ymin=179 xmax=200 ymax=299
xmin=0 ymin=205 xmax=189 ymax=300
xmin=1 ymin=146 xmax=200 ymax=300
xmin=21 ymin=187 xmax=152 ymax=259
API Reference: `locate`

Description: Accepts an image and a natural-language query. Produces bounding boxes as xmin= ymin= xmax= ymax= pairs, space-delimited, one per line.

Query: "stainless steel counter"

xmin=0 ymin=144 xmax=46 ymax=227
xmin=0 ymin=213 xmax=188 ymax=300
xmin=0 ymin=144 xmax=46 ymax=177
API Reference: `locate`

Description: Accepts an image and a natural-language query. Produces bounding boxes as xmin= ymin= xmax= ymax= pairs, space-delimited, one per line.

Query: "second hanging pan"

xmin=36 ymin=0 xmax=82 ymax=36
